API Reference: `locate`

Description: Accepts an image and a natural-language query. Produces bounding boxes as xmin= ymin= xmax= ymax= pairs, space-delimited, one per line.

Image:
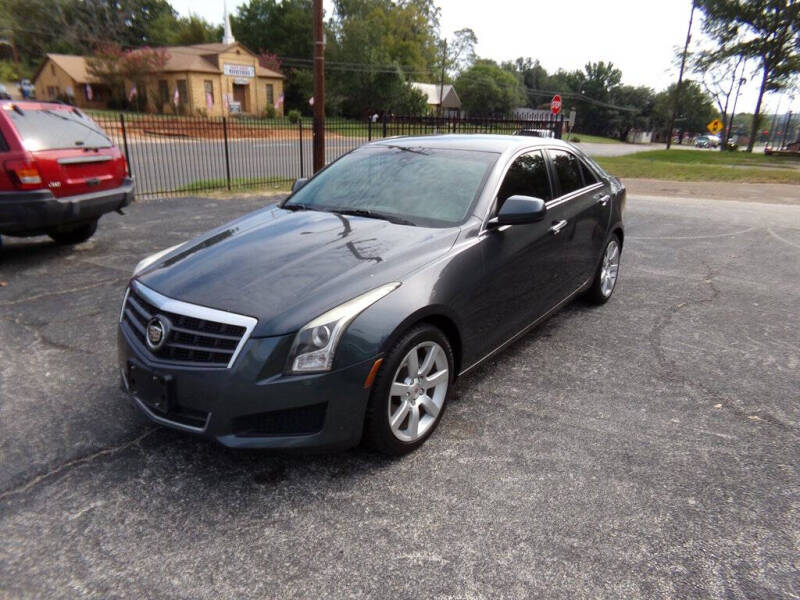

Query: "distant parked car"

xmin=514 ymin=128 xmax=555 ymax=138
xmin=695 ymin=135 xmax=720 ymax=148
xmin=0 ymin=85 xmax=11 ymax=100
xmin=0 ymin=101 xmax=134 ymax=245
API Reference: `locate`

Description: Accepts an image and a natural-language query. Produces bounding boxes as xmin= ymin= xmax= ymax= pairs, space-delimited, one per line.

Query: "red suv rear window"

xmin=6 ymin=108 xmax=112 ymax=151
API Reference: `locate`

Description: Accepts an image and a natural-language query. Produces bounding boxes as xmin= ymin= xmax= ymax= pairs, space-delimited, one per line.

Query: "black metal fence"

xmin=90 ymin=112 xmax=563 ymax=199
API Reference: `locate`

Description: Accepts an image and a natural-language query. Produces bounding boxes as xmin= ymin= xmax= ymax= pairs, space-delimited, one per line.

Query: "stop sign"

xmin=551 ymin=94 xmax=562 ymax=115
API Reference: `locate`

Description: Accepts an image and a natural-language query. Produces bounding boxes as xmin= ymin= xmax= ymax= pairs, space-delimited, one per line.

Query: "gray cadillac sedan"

xmin=118 ymin=134 xmax=625 ymax=455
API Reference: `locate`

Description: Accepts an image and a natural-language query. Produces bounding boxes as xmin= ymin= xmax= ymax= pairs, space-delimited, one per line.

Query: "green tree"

xmin=455 ymin=59 xmax=525 ymax=115
xmin=692 ymin=53 xmax=747 ymax=150
xmin=503 ymin=57 xmax=551 ymax=104
xmin=573 ymin=61 xmax=622 ymax=135
xmin=609 ymin=85 xmax=657 ymax=137
xmin=325 ymin=0 xmax=441 ymax=116
xmin=3 ymin=0 xmax=184 ymax=67
xmin=444 ymin=28 xmax=477 ymax=76
xmin=165 ymin=15 xmax=221 ymax=46
xmin=87 ymin=43 xmax=170 ymax=110
xmin=653 ymin=80 xmax=718 ymax=138
xmin=697 ymin=0 xmax=800 ymax=151
xmin=233 ymin=0 xmax=314 ymax=112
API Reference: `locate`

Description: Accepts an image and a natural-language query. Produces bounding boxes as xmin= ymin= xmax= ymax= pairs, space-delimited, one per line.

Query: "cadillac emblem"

xmin=145 ymin=316 xmax=169 ymax=351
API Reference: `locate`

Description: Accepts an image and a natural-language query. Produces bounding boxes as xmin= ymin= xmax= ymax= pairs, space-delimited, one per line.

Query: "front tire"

xmin=48 ymin=220 xmax=98 ymax=245
xmin=585 ymin=234 xmax=621 ymax=305
xmin=363 ymin=324 xmax=454 ymax=456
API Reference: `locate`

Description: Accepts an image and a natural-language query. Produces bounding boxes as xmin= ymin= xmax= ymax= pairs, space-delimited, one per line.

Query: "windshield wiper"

xmin=384 ymin=144 xmax=430 ymax=156
xmin=283 ymin=202 xmax=312 ymax=211
xmin=333 ymin=208 xmax=416 ymax=226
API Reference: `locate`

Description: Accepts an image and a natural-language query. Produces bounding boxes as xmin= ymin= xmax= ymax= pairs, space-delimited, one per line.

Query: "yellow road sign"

xmin=707 ymin=118 xmax=724 ymax=134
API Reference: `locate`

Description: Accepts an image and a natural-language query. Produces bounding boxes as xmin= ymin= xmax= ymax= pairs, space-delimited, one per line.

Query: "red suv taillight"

xmin=4 ymin=159 xmax=44 ymax=190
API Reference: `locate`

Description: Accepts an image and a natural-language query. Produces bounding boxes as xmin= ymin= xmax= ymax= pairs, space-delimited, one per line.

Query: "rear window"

xmin=549 ymin=149 xmax=584 ymax=196
xmin=579 ymin=160 xmax=598 ymax=185
xmin=6 ymin=108 xmax=112 ymax=151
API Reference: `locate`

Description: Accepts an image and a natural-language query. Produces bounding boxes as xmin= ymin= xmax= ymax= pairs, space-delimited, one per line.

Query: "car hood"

xmin=136 ymin=205 xmax=459 ymax=336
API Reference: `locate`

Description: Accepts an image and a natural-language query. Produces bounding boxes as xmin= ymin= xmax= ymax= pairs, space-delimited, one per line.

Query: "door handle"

xmin=596 ymin=194 xmax=611 ymax=206
xmin=550 ymin=220 xmax=568 ymax=235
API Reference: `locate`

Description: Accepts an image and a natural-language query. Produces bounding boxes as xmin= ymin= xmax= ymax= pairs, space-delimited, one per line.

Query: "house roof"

xmin=34 ymin=42 xmax=284 ymax=84
xmin=35 ymin=54 xmax=102 ymax=84
xmin=410 ymin=82 xmax=461 ymax=109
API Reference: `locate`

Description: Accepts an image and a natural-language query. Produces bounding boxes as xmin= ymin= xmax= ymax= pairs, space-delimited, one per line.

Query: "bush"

xmin=0 ymin=60 xmax=20 ymax=82
xmin=569 ymin=135 xmax=581 ymax=143
xmin=262 ymin=106 xmax=277 ymax=119
xmin=287 ymin=109 xmax=301 ymax=124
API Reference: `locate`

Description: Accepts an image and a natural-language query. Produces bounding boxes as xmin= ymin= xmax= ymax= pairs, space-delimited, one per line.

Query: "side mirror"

xmin=291 ymin=178 xmax=309 ymax=193
xmin=488 ymin=195 xmax=547 ymax=227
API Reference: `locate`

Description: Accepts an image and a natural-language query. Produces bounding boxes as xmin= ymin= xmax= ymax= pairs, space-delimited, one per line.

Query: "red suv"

xmin=0 ymin=101 xmax=133 ymax=245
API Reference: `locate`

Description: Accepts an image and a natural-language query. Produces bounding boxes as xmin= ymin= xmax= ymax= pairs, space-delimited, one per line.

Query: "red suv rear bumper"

xmin=0 ymin=177 xmax=134 ymax=236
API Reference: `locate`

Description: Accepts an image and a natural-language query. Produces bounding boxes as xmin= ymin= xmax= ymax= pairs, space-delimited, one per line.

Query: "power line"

xmin=524 ymin=88 xmax=639 ymax=113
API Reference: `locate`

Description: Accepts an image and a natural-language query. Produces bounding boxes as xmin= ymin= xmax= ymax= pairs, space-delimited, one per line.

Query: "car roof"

xmin=0 ymin=100 xmax=78 ymax=111
xmin=370 ymin=134 xmax=573 ymax=153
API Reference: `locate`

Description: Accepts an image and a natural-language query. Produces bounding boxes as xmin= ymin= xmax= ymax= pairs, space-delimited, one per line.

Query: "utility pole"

xmin=438 ymin=40 xmax=447 ymax=118
xmin=312 ymin=0 xmax=325 ymax=173
xmin=666 ymin=0 xmax=696 ymax=150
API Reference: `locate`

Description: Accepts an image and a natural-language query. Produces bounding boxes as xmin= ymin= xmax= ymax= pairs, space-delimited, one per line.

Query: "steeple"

xmin=222 ymin=1 xmax=235 ymax=45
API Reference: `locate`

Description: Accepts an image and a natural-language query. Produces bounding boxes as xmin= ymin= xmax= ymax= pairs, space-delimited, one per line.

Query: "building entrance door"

xmin=233 ymin=84 xmax=248 ymax=112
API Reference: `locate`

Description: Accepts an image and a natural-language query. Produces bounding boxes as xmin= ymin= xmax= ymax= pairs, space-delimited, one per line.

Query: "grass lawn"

xmin=567 ymin=133 xmax=623 ymax=144
xmin=595 ymin=149 xmax=800 ymax=184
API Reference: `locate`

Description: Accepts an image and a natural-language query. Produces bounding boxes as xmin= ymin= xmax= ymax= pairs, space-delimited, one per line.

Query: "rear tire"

xmin=48 ymin=220 xmax=98 ymax=245
xmin=585 ymin=234 xmax=621 ymax=305
xmin=363 ymin=324 xmax=454 ymax=456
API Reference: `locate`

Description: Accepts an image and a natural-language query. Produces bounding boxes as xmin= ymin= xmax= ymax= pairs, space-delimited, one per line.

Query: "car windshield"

xmin=7 ymin=108 xmax=112 ymax=151
xmin=285 ymin=145 xmax=498 ymax=227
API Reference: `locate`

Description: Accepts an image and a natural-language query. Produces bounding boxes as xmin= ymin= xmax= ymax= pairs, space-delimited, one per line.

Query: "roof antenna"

xmin=222 ymin=1 xmax=236 ymax=45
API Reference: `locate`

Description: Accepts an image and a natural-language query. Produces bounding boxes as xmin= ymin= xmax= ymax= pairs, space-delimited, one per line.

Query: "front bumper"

xmin=117 ymin=321 xmax=376 ymax=451
xmin=0 ymin=177 xmax=134 ymax=235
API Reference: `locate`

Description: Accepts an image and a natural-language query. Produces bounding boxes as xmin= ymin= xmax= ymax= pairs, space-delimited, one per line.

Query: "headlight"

xmin=132 ymin=244 xmax=182 ymax=276
xmin=287 ymin=282 xmax=400 ymax=373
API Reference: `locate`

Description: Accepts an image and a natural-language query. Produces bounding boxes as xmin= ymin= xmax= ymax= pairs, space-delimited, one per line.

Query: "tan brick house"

xmin=33 ymin=42 xmax=285 ymax=117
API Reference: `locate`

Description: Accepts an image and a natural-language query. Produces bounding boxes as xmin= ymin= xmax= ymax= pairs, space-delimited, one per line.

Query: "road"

xmin=1 ymin=192 xmax=798 ymax=598
xmin=121 ymin=136 xmax=652 ymax=197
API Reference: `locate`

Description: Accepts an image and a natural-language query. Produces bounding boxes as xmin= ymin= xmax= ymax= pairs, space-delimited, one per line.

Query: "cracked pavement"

xmin=0 ymin=192 xmax=798 ymax=599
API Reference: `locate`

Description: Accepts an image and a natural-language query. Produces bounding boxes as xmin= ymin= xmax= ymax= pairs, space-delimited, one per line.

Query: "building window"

xmin=177 ymin=80 xmax=188 ymax=107
xmin=50 ymin=64 xmax=55 ymax=76
xmin=47 ymin=86 xmax=59 ymax=99
xmin=204 ymin=80 xmax=214 ymax=104
xmin=266 ymin=84 xmax=274 ymax=107
xmin=158 ymin=80 xmax=169 ymax=104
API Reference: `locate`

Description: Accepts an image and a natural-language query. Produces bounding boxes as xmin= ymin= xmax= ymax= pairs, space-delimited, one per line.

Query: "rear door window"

xmin=549 ymin=149 xmax=584 ymax=196
xmin=6 ymin=108 xmax=111 ymax=151
xmin=579 ymin=159 xmax=598 ymax=185
xmin=497 ymin=150 xmax=552 ymax=209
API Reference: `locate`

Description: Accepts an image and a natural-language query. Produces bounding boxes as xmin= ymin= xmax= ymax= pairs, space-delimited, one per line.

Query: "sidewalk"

xmin=624 ymin=178 xmax=800 ymax=205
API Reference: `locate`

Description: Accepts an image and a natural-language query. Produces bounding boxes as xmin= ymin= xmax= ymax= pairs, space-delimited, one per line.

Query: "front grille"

xmin=231 ymin=403 xmax=328 ymax=437
xmin=121 ymin=285 xmax=249 ymax=368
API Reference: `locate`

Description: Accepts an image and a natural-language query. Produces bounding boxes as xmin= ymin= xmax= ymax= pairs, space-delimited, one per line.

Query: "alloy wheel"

xmin=387 ymin=341 xmax=449 ymax=443
xmin=600 ymin=240 xmax=620 ymax=297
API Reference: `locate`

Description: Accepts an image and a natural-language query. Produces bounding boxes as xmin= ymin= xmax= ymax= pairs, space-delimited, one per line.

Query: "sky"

xmin=168 ymin=0 xmax=798 ymax=115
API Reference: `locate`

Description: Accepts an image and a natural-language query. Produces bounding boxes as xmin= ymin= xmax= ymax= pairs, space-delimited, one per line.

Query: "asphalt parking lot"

xmin=0 ymin=191 xmax=798 ymax=599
